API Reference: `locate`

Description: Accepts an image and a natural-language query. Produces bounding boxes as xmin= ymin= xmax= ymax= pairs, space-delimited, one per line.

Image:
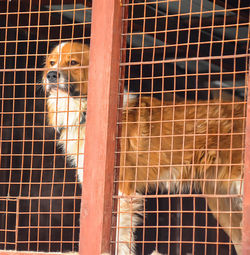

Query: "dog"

xmin=43 ymin=41 xmax=89 ymax=182
xmin=118 ymin=96 xmax=244 ymax=254
xmin=43 ymin=42 xmax=244 ymax=255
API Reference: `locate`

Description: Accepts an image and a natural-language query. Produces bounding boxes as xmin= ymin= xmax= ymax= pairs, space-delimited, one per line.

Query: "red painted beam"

xmin=1 ymin=252 xmax=73 ymax=255
xmin=79 ymin=0 xmax=122 ymax=254
xmin=242 ymin=58 xmax=250 ymax=255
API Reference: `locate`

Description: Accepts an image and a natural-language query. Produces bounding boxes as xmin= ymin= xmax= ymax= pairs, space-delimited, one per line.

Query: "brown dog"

xmin=43 ymin=42 xmax=244 ymax=254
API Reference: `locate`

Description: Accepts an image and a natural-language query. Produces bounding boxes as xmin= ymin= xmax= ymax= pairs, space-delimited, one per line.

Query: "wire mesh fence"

xmin=113 ymin=0 xmax=249 ymax=254
xmin=0 ymin=0 xmax=91 ymax=253
xmin=0 ymin=0 xmax=249 ymax=254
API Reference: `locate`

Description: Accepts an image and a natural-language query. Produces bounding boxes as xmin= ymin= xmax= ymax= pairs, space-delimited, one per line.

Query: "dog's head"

xmin=43 ymin=41 xmax=89 ymax=128
xmin=43 ymin=41 xmax=89 ymax=96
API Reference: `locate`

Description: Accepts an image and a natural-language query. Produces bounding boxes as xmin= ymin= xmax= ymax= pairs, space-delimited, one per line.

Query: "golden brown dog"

xmin=43 ymin=42 xmax=244 ymax=255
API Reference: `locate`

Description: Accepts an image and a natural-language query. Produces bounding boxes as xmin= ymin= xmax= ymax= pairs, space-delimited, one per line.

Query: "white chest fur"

xmin=47 ymin=90 xmax=87 ymax=183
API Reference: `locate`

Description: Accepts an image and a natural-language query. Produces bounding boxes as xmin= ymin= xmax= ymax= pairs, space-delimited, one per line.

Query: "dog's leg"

xmin=116 ymin=193 xmax=143 ymax=255
xmin=206 ymin=197 xmax=242 ymax=255
xmin=150 ymin=251 xmax=164 ymax=255
xmin=193 ymin=148 xmax=243 ymax=255
xmin=202 ymin=165 xmax=243 ymax=254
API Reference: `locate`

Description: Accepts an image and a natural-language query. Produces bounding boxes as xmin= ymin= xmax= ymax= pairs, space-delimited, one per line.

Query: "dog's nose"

xmin=47 ymin=71 xmax=60 ymax=83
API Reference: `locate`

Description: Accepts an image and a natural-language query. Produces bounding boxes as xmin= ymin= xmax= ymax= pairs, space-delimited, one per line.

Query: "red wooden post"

xmin=79 ymin=0 xmax=122 ymax=254
xmin=242 ymin=60 xmax=250 ymax=255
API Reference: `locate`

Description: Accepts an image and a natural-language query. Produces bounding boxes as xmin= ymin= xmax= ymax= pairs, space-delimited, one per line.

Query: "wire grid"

xmin=0 ymin=0 xmax=91 ymax=253
xmin=113 ymin=0 xmax=249 ymax=254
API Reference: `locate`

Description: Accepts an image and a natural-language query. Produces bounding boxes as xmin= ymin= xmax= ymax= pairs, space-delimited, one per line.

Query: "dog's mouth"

xmin=44 ymin=71 xmax=80 ymax=97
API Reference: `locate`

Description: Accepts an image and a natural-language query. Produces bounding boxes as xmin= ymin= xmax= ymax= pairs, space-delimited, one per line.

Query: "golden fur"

xmin=43 ymin=42 xmax=244 ymax=255
xmin=119 ymin=96 xmax=244 ymax=254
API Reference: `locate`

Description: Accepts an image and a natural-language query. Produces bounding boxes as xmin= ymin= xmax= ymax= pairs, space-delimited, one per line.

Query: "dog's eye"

xmin=50 ymin=61 xmax=55 ymax=66
xmin=70 ymin=60 xmax=78 ymax=66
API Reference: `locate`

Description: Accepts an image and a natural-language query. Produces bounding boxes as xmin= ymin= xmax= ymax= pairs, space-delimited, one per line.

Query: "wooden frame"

xmin=79 ymin=0 xmax=122 ymax=254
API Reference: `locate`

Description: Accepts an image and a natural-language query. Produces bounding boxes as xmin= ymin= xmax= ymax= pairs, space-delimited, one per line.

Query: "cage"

xmin=0 ymin=0 xmax=91 ymax=253
xmin=110 ymin=1 xmax=249 ymax=255
xmin=0 ymin=0 xmax=249 ymax=255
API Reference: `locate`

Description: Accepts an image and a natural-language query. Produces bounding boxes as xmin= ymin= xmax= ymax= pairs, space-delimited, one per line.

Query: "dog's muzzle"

xmin=45 ymin=70 xmax=68 ymax=92
xmin=45 ymin=71 xmax=79 ymax=96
